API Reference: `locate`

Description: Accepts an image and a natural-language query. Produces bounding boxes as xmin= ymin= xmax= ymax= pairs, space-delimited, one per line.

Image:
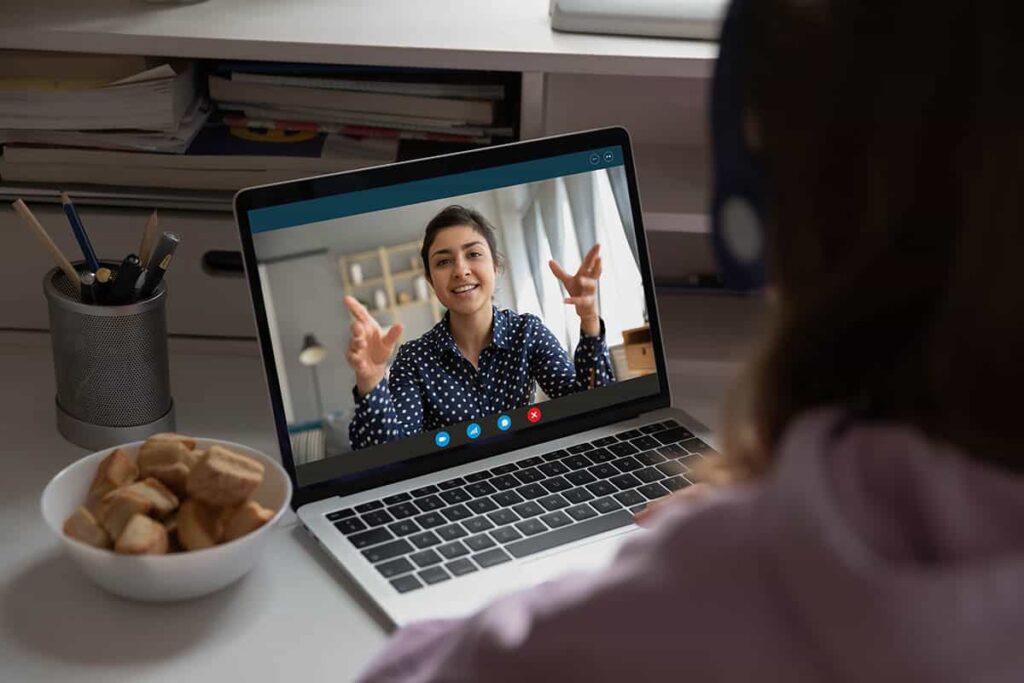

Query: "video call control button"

xmin=603 ymin=151 xmax=614 ymax=163
xmin=526 ymin=406 xmax=542 ymax=423
xmin=497 ymin=414 xmax=512 ymax=431
xmin=589 ymin=153 xmax=601 ymax=165
xmin=466 ymin=422 xmax=482 ymax=439
xmin=435 ymin=431 xmax=451 ymax=447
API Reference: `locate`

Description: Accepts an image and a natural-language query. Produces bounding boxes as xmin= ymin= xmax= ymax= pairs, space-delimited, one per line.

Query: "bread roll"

xmin=86 ymin=448 xmax=138 ymax=511
xmin=176 ymin=498 xmax=223 ymax=550
xmin=118 ymin=477 xmax=180 ymax=517
xmin=96 ymin=488 xmax=154 ymax=540
xmin=63 ymin=506 xmax=112 ymax=549
xmin=138 ymin=435 xmax=202 ymax=496
xmin=114 ymin=514 xmax=169 ymax=555
xmin=145 ymin=432 xmax=197 ymax=450
xmin=222 ymin=501 xmax=275 ymax=542
xmin=186 ymin=445 xmax=264 ymax=507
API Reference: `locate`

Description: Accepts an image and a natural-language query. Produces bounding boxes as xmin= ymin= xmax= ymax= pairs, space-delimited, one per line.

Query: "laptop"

xmin=234 ymin=127 xmax=717 ymax=627
xmin=550 ymin=0 xmax=727 ymax=41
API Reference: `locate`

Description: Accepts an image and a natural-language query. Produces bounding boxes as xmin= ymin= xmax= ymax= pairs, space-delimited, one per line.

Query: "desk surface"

xmin=0 ymin=291 xmax=758 ymax=682
xmin=0 ymin=0 xmax=716 ymax=77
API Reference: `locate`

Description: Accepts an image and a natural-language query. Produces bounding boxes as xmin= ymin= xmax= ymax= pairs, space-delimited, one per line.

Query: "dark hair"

xmin=711 ymin=0 xmax=1024 ymax=482
xmin=420 ymin=205 xmax=504 ymax=280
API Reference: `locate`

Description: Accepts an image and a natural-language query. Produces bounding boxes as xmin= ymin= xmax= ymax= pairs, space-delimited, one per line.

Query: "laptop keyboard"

xmin=323 ymin=420 xmax=716 ymax=594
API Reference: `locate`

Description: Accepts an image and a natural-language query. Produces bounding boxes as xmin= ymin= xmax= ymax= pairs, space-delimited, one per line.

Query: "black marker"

xmin=107 ymin=254 xmax=143 ymax=305
xmin=94 ymin=267 xmax=113 ymax=305
xmin=137 ymin=232 xmax=179 ymax=300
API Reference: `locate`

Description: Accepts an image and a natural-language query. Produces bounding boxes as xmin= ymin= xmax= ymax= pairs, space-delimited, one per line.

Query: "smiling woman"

xmin=345 ymin=205 xmax=615 ymax=451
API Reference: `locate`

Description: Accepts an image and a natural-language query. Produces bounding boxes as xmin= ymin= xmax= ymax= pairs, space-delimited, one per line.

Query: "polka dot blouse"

xmin=349 ymin=307 xmax=615 ymax=450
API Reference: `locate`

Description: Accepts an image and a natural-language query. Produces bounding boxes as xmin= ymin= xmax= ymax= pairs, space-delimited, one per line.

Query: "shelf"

xmin=367 ymin=299 xmax=432 ymax=315
xmin=347 ymin=268 xmax=425 ymax=289
xmin=394 ymin=300 xmax=432 ymax=311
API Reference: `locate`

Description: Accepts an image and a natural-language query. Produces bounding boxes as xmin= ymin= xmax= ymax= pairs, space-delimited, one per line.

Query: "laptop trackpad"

xmin=519 ymin=526 xmax=638 ymax=582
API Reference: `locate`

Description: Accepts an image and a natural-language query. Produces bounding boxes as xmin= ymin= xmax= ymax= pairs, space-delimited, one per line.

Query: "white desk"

xmin=0 ymin=291 xmax=760 ymax=682
xmin=0 ymin=0 xmax=715 ymax=77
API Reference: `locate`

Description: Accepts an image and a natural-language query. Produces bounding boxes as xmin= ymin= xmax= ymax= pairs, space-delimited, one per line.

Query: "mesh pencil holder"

xmin=43 ymin=263 xmax=175 ymax=450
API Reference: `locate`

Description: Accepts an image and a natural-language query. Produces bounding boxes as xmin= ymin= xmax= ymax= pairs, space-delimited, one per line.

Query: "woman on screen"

xmin=345 ymin=205 xmax=615 ymax=450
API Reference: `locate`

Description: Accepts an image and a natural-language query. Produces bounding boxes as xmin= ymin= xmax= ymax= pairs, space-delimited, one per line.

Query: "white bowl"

xmin=40 ymin=438 xmax=293 ymax=602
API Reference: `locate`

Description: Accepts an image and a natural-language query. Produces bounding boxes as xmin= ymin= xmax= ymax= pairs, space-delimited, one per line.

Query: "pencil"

xmin=138 ymin=210 xmax=159 ymax=265
xmin=59 ymin=192 xmax=100 ymax=273
xmin=12 ymin=199 xmax=81 ymax=293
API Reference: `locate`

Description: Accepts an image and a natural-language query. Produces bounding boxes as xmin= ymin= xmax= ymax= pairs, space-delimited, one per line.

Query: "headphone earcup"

xmin=710 ymin=0 xmax=767 ymax=291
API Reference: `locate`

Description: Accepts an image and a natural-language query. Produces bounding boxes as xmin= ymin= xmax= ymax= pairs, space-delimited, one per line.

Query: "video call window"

xmin=250 ymin=154 xmax=656 ymax=483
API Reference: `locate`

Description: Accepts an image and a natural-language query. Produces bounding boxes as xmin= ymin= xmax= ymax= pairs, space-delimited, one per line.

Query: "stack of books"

xmin=207 ymin=62 xmax=517 ymax=148
xmin=0 ymin=56 xmax=517 ymax=194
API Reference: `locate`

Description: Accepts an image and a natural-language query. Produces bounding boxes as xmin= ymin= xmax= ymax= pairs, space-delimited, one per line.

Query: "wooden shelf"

xmin=339 ymin=241 xmax=441 ymax=326
xmin=347 ymin=268 xmax=425 ymax=289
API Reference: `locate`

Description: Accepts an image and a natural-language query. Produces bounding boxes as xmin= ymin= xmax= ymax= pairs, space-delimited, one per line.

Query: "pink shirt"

xmin=359 ymin=409 xmax=1024 ymax=681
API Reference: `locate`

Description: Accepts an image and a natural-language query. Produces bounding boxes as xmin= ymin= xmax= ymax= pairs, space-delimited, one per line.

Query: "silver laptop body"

xmin=234 ymin=128 xmax=717 ymax=627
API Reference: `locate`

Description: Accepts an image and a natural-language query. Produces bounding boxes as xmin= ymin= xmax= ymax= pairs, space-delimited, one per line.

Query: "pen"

xmin=95 ymin=267 xmax=113 ymax=305
xmin=107 ymin=254 xmax=143 ymax=305
xmin=80 ymin=272 xmax=97 ymax=305
xmin=11 ymin=199 xmax=81 ymax=295
xmin=60 ymin=192 xmax=100 ymax=274
xmin=137 ymin=232 xmax=180 ymax=300
xmin=138 ymin=210 xmax=159 ymax=265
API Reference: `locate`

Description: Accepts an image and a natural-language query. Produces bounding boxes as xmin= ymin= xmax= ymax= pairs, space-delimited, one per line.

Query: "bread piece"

xmin=119 ymin=477 xmax=180 ymax=517
xmin=138 ymin=437 xmax=202 ymax=496
xmin=96 ymin=488 xmax=154 ymax=540
xmin=176 ymin=498 xmax=223 ymax=550
xmin=63 ymin=506 xmax=112 ymax=549
xmin=186 ymin=445 xmax=264 ymax=507
xmin=114 ymin=514 xmax=169 ymax=555
xmin=86 ymin=448 xmax=138 ymax=511
xmin=222 ymin=501 xmax=275 ymax=542
xmin=146 ymin=432 xmax=197 ymax=450
xmin=163 ymin=512 xmax=184 ymax=552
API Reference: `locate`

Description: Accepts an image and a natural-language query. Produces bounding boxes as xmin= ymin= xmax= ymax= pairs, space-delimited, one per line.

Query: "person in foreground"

xmin=346 ymin=205 xmax=614 ymax=450
xmin=359 ymin=0 xmax=1024 ymax=679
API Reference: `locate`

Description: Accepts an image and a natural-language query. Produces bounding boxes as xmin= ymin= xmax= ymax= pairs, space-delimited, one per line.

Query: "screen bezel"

xmin=234 ymin=127 xmax=673 ymax=508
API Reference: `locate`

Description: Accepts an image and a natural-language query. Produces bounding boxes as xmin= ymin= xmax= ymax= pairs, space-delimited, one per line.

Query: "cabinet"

xmin=0 ymin=0 xmax=721 ymax=335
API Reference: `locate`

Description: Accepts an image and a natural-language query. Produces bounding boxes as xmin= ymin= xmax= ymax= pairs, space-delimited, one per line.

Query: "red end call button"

xmin=526 ymin=406 xmax=542 ymax=423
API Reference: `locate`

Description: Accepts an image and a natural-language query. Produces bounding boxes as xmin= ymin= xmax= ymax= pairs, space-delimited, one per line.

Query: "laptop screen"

xmin=238 ymin=130 xmax=668 ymax=494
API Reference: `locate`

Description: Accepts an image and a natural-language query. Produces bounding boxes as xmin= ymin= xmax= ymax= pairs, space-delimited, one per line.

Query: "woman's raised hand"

xmin=549 ymin=243 xmax=603 ymax=336
xmin=344 ymin=295 xmax=404 ymax=396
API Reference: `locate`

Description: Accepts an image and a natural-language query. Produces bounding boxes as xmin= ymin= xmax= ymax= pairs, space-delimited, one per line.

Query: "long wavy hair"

xmin=710 ymin=0 xmax=1024 ymax=482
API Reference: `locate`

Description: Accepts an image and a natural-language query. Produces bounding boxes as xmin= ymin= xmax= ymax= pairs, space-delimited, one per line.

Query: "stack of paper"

xmin=0 ymin=125 xmax=399 ymax=191
xmin=0 ymin=51 xmax=206 ymax=152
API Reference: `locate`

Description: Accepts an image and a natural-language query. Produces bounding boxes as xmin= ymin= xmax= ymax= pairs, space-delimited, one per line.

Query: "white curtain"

xmin=494 ymin=170 xmax=646 ymax=351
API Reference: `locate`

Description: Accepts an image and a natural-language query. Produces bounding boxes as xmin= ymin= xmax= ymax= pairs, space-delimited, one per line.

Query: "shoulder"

xmin=393 ymin=333 xmax=434 ymax=366
xmin=501 ymin=309 xmax=548 ymax=335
